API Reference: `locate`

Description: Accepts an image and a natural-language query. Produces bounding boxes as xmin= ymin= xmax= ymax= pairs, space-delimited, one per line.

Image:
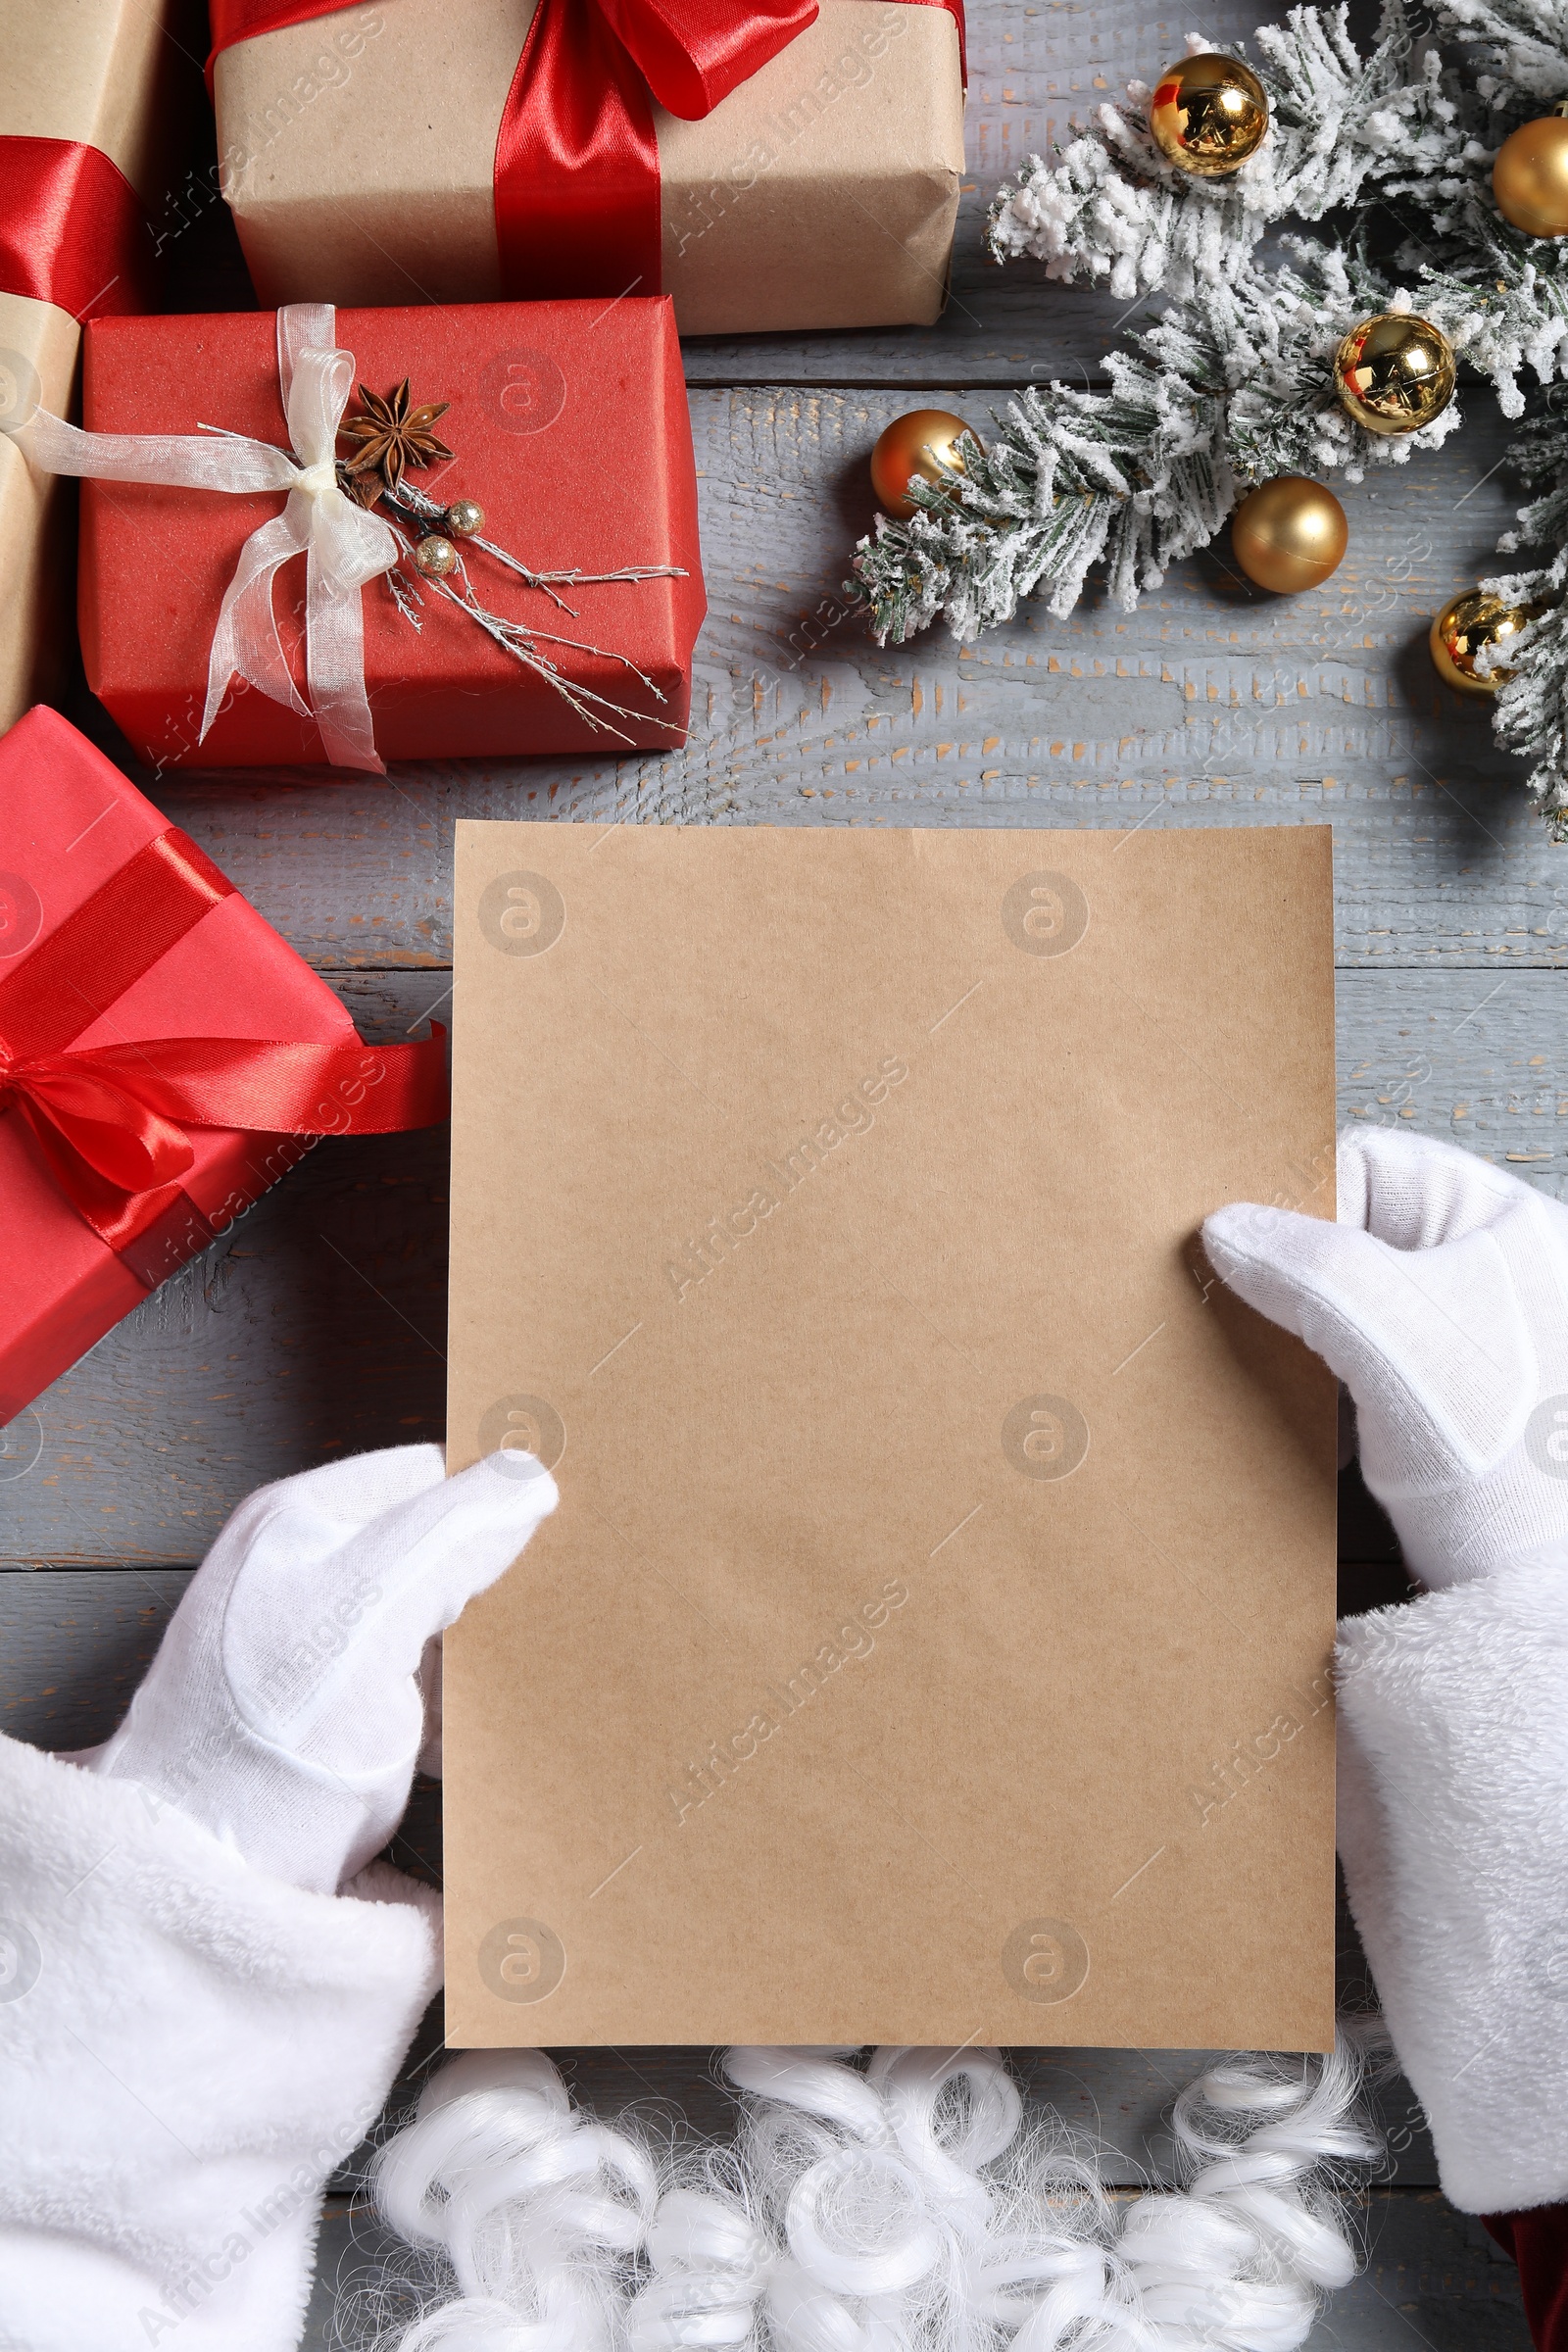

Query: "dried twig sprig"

xmin=331 ymin=385 xmax=690 ymax=741
xmin=378 ymin=511 xmax=686 ymax=747
xmin=389 ymin=479 xmax=685 ymax=618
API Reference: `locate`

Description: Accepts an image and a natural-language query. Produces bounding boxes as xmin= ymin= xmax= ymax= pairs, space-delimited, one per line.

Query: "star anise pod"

xmin=339 ymin=378 xmax=454 ymax=500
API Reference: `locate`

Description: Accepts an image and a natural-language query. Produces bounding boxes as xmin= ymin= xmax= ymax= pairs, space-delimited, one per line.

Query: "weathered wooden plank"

xmin=300 ymin=2188 xmax=1527 ymax=2349
xmin=2 ymin=962 xmax=1562 ymax=1560
xmin=130 ymin=392 xmax=1563 ymax=974
xmin=0 ymin=1567 xmax=191 ymax=1751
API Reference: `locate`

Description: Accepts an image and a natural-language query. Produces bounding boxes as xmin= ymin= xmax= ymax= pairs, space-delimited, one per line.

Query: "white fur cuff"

xmin=0 ymin=1736 xmax=440 ymax=2352
xmin=1337 ymin=1562 xmax=1568 ymax=2214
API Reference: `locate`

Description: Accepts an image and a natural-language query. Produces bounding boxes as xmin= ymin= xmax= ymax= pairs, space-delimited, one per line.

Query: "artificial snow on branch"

xmin=853 ymin=0 xmax=1568 ymax=834
xmin=986 ymin=6 xmax=1455 ymax=301
xmin=855 ymin=247 xmax=1461 ymax=646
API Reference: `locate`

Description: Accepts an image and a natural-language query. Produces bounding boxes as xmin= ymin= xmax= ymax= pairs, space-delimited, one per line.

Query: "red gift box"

xmin=0 ymin=706 xmax=448 ymax=1423
xmin=77 ymin=298 xmax=706 ymax=770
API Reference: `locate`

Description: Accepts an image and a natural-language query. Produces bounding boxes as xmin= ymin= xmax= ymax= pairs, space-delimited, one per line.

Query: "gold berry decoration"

xmin=445 ymin=499 xmax=485 ymax=537
xmin=413 ymin=534 xmax=459 ymax=579
xmin=1231 ymin=476 xmax=1348 ymax=594
xmin=1429 ymin=588 xmax=1543 ymax=697
xmin=340 ymin=378 xmax=455 ymax=500
xmin=1149 ymin=53 xmax=1269 ymax=178
xmin=1334 ymin=313 xmax=1456 ymax=436
xmin=1493 ymin=110 xmax=1568 ymax=238
xmin=871 ymin=410 xmax=981 ymax=518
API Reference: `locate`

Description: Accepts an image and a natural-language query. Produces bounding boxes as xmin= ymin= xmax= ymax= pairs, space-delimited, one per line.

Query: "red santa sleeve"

xmin=1487 ymin=2210 xmax=1568 ymax=2350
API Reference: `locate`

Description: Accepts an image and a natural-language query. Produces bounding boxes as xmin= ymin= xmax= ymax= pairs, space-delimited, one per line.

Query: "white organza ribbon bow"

xmin=10 ymin=305 xmax=398 ymax=772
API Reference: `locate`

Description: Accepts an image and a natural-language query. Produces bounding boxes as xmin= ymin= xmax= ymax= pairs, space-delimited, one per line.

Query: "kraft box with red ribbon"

xmin=12 ymin=296 xmax=705 ymax=773
xmin=209 ymin=0 xmax=965 ymax=337
xmin=0 ymin=0 xmax=200 ymax=735
xmin=0 ymin=706 xmax=450 ymax=1424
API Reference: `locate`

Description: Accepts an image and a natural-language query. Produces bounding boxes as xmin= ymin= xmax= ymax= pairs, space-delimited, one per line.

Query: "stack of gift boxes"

xmin=0 ymin=0 xmax=966 ymax=1421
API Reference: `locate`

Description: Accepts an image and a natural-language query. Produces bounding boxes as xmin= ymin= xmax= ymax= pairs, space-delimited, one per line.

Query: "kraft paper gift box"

xmin=212 ymin=0 xmax=966 ymax=335
xmin=0 ymin=0 xmax=195 ymax=733
xmin=440 ymin=821 xmax=1340 ymax=2052
xmin=74 ymin=297 xmax=705 ymax=769
xmin=0 ymin=706 xmax=447 ymax=1425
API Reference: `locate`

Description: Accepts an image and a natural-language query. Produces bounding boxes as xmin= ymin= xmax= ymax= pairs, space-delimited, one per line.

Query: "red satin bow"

xmin=494 ymin=0 xmax=815 ymax=299
xmin=1 ymin=1047 xmax=197 ymax=1196
xmin=209 ymin=0 xmax=815 ymax=112
xmin=209 ymin=0 xmax=965 ymax=301
xmin=0 ymin=825 xmax=449 ymax=1276
xmin=596 ymin=0 xmax=820 ymax=117
xmin=1 ymin=1030 xmax=449 ymax=1199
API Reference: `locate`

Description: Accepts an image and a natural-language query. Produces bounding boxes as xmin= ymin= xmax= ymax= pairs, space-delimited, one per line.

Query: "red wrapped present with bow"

xmin=0 ymin=706 xmax=451 ymax=1424
xmin=210 ymin=0 xmax=965 ymax=336
xmin=0 ymin=0 xmax=194 ymax=732
xmin=6 ymin=296 xmax=705 ymax=771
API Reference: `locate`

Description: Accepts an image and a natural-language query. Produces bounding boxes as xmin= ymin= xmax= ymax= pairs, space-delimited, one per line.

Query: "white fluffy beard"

xmin=342 ymin=2037 xmax=1381 ymax=2352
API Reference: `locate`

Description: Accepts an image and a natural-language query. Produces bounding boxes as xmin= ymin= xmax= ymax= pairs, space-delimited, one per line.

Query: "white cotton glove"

xmin=1203 ymin=1128 xmax=1568 ymax=2214
xmin=1203 ymin=1125 xmax=1568 ymax=1590
xmin=0 ymin=1443 xmax=559 ymax=2352
xmin=91 ymin=1443 xmax=558 ymax=1894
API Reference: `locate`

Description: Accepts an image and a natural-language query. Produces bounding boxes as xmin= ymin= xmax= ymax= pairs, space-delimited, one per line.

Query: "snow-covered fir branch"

xmin=986 ymin=5 xmax=1459 ymax=300
xmin=853 ymin=248 xmax=1461 ymax=644
xmin=1437 ymin=0 xmax=1568 ymax=103
xmin=864 ymin=0 xmax=1568 ymax=831
xmin=1480 ymin=402 xmax=1568 ymax=829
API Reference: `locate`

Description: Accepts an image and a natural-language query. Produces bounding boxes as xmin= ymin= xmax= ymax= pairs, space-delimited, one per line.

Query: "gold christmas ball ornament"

xmin=1494 ymin=110 xmax=1568 ymax=238
xmin=413 ymin=533 xmax=459 ymax=578
xmin=1429 ymin=588 xmax=1543 ymax=696
xmin=1334 ymin=312 xmax=1456 ymax=435
xmin=1149 ymin=52 xmax=1269 ymax=178
xmin=445 ymin=498 xmax=485 ymax=537
xmin=1231 ymin=475 xmax=1348 ymax=594
xmin=870 ymin=410 xmax=981 ymax=518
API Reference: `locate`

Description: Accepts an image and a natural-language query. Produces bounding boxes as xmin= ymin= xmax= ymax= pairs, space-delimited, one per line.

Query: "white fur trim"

xmin=1337 ymin=1562 xmax=1568 ymax=2213
xmin=0 ymin=1735 xmax=440 ymax=2351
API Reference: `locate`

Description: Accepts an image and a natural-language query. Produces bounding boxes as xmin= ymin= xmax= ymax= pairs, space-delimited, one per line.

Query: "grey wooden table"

xmin=1 ymin=0 xmax=1552 ymax=2342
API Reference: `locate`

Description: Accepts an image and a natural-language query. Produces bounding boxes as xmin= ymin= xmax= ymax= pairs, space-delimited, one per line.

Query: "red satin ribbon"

xmin=209 ymin=0 xmax=965 ymax=300
xmin=0 ymin=136 xmax=160 ymax=321
xmin=494 ymin=0 xmax=679 ymax=304
xmin=209 ymin=0 xmax=363 ymax=44
xmin=0 ymin=827 xmax=449 ymax=1277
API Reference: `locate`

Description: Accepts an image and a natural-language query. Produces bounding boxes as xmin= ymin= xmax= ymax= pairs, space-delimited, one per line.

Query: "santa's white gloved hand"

xmin=1203 ymin=1125 xmax=1568 ymax=1589
xmin=0 ymin=1443 xmax=557 ymax=2352
xmin=92 ymin=1443 xmax=558 ymax=1893
xmin=1204 ymin=1129 xmax=1568 ymax=2215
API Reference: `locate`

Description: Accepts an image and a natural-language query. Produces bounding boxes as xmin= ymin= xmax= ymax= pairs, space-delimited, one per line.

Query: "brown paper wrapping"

xmin=0 ymin=0 xmax=195 ymax=732
xmin=441 ymin=822 xmax=1340 ymax=2051
xmin=216 ymin=0 xmax=964 ymax=333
